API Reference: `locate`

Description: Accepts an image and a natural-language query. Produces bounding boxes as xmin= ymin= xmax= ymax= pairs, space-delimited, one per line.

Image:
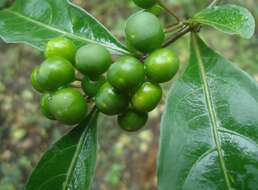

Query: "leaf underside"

xmin=0 ymin=0 xmax=128 ymax=54
xmin=26 ymin=110 xmax=98 ymax=190
xmin=158 ymin=34 xmax=258 ymax=190
xmin=193 ymin=4 xmax=255 ymax=39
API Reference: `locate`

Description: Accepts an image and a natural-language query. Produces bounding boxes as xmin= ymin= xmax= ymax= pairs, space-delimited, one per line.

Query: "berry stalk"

xmin=156 ymin=0 xmax=181 ymax=24
xmin=162 ymin=26 xmax=192 ymax=47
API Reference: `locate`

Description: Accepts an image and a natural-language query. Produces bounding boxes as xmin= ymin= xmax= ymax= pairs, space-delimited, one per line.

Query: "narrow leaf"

xmin=192 ymin=4 xmax=255 ymax=39
xmin=26 ymin=110 xmax=99 ymax=190
xmin=0 ymin=0 xmax=129 ymax=54
xmin=158 ymin=34 xmax=258 ymax=190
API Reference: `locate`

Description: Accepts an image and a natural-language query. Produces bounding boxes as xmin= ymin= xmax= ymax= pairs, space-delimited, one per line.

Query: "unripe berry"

xmin=31 ymin=66 xmax=44 ymax=93
xmin=145 ymin=48 xmax=179 ymax=83
xmin=75 ymin=44 xmax=112 ymax=79
xmin=37 ymin=57 xmax=75 ymax=91
xmin=45 ymin=37 xmax=76 ymax=63
xmin=49 ymin=88 xmax=88 ymax=125
xmin=81 ymin=76 xmax=106 ymax=97
xmin=125 ymin=12 xmax=164 ymax=53
xmin=96 ymin=82 xmax=128 ymax=115
xmin=107 ymin=56 xmax=145 ymax=91
xmin=133 ymin=0 xmax=156 ymax=9
xmin=118 ymin=109 xmax=148 ymax=132
xmin=132 ymin=82 xmax=162 ymax=112
xmin=40 ymin=93 xmax=55 ymax=120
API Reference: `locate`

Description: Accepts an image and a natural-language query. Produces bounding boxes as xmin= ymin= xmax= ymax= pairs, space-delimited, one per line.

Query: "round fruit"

xmin=40 ymin=93 xmax=55 ymax=120
xmin=107 ymin=56 xmax=145 ymax=91
xmin=49 ymin=88 xmax=88 ymax=125
xmin=132 ymin=82 xmax=162 ymax=112
xmin=75 ymin=44 xmax=112 ymax=78
xmin=45 ymin=37 xmax=76 ymax=62
xmin=145 ymin=48 xmax=179 ymax=83
xmin=96 ymin=82 xmax=128 ymax=115
xmin=37 ymin=57 xmax=75 ymax=91
xmin=133 ymin=0 xmax=156 ymax=9
xmin=125 ymin=12 xmax=164 ymax=53
xmin=81 ymin=76 xmax=106 ymax=97
xmin=125 ymin=38 xmax=139 ymax=54
xmin=31 ymin=67 xmax=44 ymax=93
xmin=118 ymin=109 xmax=148 ymax=132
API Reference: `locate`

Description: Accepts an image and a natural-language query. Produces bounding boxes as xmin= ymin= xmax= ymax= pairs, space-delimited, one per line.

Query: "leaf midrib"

xmin=62 ymin=125 xmax=91 ymax=189
xmin=38 ymin=174 xmax=67 ymax=190
xmin=192 ymin=34 xmax=232 ymax=189
xmin=63 ymin=110 xmax=97 ymax=190
xmin=193 ymin=17 xmax=239 ymax=32
xmin=6 ymin=9 xmax=129 ymax=54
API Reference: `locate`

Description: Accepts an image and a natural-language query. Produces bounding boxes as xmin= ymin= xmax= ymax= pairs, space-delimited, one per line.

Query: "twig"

xmin=165 ymin=22 xmax=183 ymax=28
xmin=157 ymin=0 xmax=180 ymax=24
xmin=71 ymin=84 xmax=81 ymax=88
xmin=162 ymin=26 xmax=192 ymax=47
xmin=75 ymin=77 xmax=82 ymax=81
xmin=164 ymin=23 xmax=185 ymax=33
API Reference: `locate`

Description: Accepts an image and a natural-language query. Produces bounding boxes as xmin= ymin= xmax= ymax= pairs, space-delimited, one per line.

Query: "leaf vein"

xmin=5 ymin=9 xmax=129 ymax=54
xmin=192 ymin=34 xmax=232 ymax=189
xmin=37 ymin=173 xmax=67 ymax=190
xmin=193 ymin=18 xmax=241 ymax=35
xmin=219 ymin=127 xmax=258 ymax=147
xmin=183 ymin=148 xmax=216 ymax=186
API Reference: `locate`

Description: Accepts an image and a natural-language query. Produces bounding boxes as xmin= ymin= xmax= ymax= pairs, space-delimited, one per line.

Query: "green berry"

xmin=125 ymin=38 xmax=140 ymax=54
xmin=118 ymin=109 xmax=148 ymax=132
xmin=75 ymin=44 xmax=112 ymax=78
xmin=132 ymin=82 xmax=162 ymax=112
xmin=107 ymin=56 xmax=145 ymax=91
xmin=49 ymin=88 xmax=88 ymax=125
xmin=37 ymin=57 xmax=75 ymax=91
xmin=31 ymin=67 xmax=44 ymax=93
xmin=96 ymin=82 xmax=129 ymax=115
xmin=145 ymin=48 xmax=179 ymax=83
xmin=133 ymin=0 xmax=156 ymax=9
xmin=40 ymin=93 xmax=55 ymax=120
xmin=125 ymin=12 xmax=164 ymax=53
xmin=82 ymin=76 xmax=106 ymax=97
xmin=45 ymin=37 xmax=76 ymax=63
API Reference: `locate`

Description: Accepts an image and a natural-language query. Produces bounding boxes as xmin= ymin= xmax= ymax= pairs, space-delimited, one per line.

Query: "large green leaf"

xmin=158 ymin=34 xmax=258 ymax=190
xmin=192 ymin=4 xmax=255 ymax=39
xmin=0 ymin=0 xmax=129 ymax=54
xmin=26 ymin=109 xmax=99 ymax=190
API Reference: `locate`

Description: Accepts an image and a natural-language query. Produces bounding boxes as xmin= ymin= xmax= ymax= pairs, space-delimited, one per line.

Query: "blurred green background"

xmin=0 ymin=0 xmax=257 ymax=190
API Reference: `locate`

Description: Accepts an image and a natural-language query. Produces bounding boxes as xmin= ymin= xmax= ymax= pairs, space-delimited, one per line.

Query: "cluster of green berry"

xmin=31 ymin=0 xmax=179 ymax=132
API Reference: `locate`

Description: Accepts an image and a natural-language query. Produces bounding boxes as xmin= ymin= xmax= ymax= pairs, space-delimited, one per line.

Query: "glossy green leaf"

xmin=158 ymin=34 xmax=258 ymax=190
xmin=26 ymin=109 xmax=99 ymax=190
xmin=192 ymin=4 xmax=255 ymax=39
xmin=0 ymin=0 xmax=129 ymax=54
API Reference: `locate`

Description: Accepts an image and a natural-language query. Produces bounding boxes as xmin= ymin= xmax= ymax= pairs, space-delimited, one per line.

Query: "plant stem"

xmin=162 ymin=26 xmax=191 ymax=47
xmin=63 ymin=106 xmax=97 ymax=189
xmin=140 ymin=25 xmax=191 ymax=60
xmin=208 ymin=0 xmax=220 ymax=8
xmin=75 ymin=77 xmax=82 ymax=81
xmin=71 ymin=84 xmax=81 ymax=88
xmin=164 ymin=23 xmax=185 ymax=33
xmin=157 ymin=0 xmax=180 ymax=24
